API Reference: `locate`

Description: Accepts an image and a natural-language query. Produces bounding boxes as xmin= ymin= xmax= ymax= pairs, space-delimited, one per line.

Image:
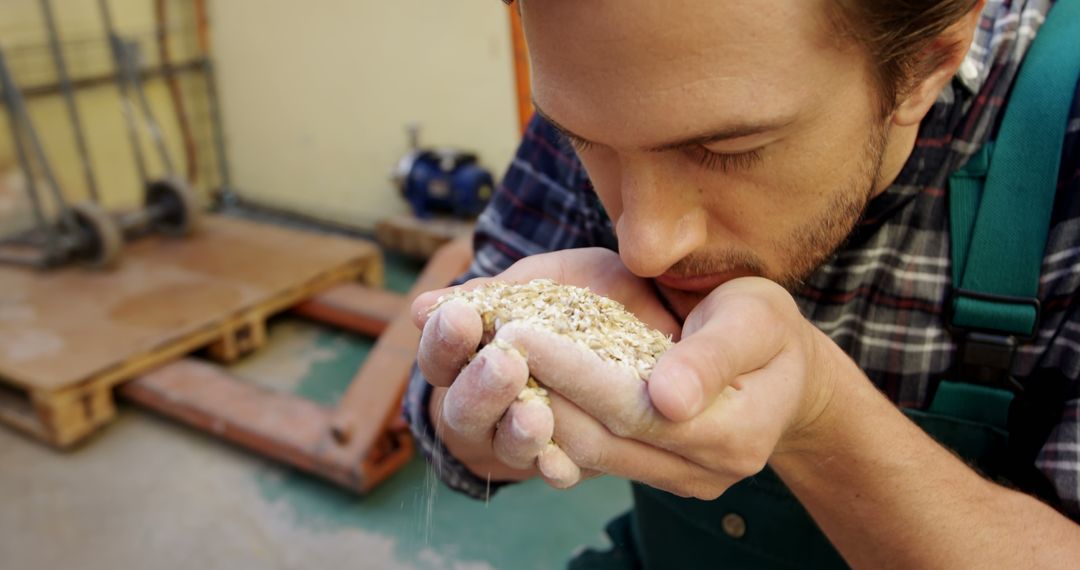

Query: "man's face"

xmin=522 ymin=0 xmax=897 ymax=319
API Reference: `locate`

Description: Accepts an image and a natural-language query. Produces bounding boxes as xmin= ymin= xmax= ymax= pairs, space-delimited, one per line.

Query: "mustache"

xmin=664 ymin=249 xmax=765 ymax=278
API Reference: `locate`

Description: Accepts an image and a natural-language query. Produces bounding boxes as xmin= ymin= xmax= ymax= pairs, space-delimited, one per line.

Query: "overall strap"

xmin=944 ymin=0 xmax=1080 ymax=407
xmin=942 ymin=0 xmax=1080 ymax=502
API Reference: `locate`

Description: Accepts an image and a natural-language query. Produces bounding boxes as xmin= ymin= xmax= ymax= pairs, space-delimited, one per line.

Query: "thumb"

xmin=648 ymin=278 xmax=792 ymax=421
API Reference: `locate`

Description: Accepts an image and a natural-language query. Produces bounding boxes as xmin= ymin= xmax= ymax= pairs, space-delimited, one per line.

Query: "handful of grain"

xmin=431 ymin=278 xmax=673 ymax=382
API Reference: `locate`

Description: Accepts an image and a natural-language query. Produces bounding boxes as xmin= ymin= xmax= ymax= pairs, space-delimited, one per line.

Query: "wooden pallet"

xmin=0 ymin=215 xmax=381 ymax=448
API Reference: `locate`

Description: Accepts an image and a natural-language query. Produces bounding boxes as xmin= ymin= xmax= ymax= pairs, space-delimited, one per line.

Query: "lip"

xmin=655 ymin=269 xmax=754 ymax=293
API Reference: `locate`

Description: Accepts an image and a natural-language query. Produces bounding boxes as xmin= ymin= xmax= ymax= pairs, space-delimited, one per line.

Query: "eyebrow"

xmin=532 ymin=100 xmax=794 ymax=153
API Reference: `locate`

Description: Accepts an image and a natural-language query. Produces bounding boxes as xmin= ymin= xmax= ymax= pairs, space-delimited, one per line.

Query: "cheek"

xmin=700 ymin=130 xmax=865 ymax=240
xmin=694 ymin=172 xmax=782 ymax=246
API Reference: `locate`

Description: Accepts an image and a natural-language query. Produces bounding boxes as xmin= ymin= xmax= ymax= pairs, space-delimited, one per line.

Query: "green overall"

xmin=570 ymin=1 xmax=1080 ymax=568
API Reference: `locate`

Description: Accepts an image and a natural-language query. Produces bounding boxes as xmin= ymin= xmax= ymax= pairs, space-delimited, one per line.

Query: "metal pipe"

xmin=0 ymin=49 xmax=78 ymax=235
xmin=123 ymin=39 xmax=175 ymax=176
xmin=22 ymin=59 xmax=203 ymax=99
xmin=0 ymin=248 xmax=50 ymax=268
xmin=156 ymin=0 xmax=198 ymax=184
xmin=96 ymin=0 xmax=117 ymax=35
xmin=194 ymin=0 xmax=233 ymax=196
xmin=40 ymin=0 xmax=101 ymax=203
xmin=98 ymin=0 xmax=149 ymax=185
xmin=0 ymin=50 xmax=54 ymax=252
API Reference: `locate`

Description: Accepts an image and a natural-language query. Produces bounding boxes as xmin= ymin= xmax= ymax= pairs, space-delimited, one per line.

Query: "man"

xmin=406 ymin=0 xmax=1080 ymax=567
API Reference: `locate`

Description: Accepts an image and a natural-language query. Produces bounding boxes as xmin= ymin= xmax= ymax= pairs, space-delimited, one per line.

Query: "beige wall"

xmin=1 ymin=1 xmax=520 ymax=233
xmin=210 ymin=0 xmax=521 ymax=229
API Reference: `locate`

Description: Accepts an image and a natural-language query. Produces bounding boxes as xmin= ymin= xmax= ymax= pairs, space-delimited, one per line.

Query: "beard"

xmin=657 ymin=121 xmax=891 ymax=320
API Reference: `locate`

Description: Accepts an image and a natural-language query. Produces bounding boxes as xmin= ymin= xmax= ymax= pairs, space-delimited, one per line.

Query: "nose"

xmin=614 ymin=160 xmax=706 ymax=278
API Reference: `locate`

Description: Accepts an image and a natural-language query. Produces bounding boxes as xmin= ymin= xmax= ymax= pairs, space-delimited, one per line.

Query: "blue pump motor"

xmin=393 ymin=149 xmax=494 ymax=219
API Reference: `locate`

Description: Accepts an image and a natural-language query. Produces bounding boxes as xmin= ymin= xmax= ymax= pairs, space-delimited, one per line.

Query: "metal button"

xmin=721 ymin=513 xmax=746 ymax=539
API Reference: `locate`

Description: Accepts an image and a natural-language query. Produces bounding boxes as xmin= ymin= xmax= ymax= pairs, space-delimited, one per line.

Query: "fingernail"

xmin=436 ymin=311 xmax=457 ymax=343
xmin=507 ymin=414 xmax=529 ymax=440
xmin=478 ymin=355 xmax=505 ymax=391
xmin=672 ymin=371 xmax=703 ymax=417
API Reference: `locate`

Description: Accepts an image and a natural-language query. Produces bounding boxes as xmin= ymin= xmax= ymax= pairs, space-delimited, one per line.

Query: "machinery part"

xmin=156 ymin=0 xmax=199 ymax=184
xmin=0 ymin=46 xmax=99 ymax=269
xmin=98 ymin=0 xmax=200 ymax=240
xmin=70 ymin=201 xmax=123 ymax=269
xmin=114 ymin=176 xmax=200 ymax=238
xmin=144 ymin=176 xmax=201 ymax=237
xmin=393 ymin=149 xmax=494 ymax=219
xmin=41 ymin=0 xmax=100 ymax=203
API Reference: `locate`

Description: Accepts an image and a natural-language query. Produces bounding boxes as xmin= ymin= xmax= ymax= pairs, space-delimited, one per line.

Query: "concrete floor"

xmin=0 ymin=252 xmax=633 ymax=570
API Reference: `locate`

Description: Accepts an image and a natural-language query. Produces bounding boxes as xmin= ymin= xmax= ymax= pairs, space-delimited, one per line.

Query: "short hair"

xmin=830 ymin=0 xmax=980 ymax=116
xmin=503 ymin=0 xmax=980 ymax=117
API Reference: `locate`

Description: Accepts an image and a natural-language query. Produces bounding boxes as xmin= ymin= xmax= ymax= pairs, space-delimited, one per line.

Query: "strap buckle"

xmin=954 ymin=332 xmax=1024 ymax=393
xmin=946 ymin=288 xmax=1041 ymax=395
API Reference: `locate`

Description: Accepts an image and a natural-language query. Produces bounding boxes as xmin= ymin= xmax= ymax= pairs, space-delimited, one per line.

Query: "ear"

xmin=892 ymin=0 xmax=986 ymax=127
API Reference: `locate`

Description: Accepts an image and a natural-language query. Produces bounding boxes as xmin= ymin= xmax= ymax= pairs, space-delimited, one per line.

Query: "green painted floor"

xmin=0 ymin=249 xmax=632 ymax=570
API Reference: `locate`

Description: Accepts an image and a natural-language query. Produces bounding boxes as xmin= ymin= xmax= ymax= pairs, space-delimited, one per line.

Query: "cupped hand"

xmin=494 ymin=277 xmax=840 ymax=499
xmin=413 ymin=248 xmax=681 ymax=486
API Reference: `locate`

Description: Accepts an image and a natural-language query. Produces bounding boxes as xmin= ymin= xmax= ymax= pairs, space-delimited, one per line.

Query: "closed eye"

xmin=562 ymin=133 xmax=595 ymax=152
xmin=690 ymin=147 xmax=763 ymax=173
xmin=561 ymin=129 xmax=763 ymax=174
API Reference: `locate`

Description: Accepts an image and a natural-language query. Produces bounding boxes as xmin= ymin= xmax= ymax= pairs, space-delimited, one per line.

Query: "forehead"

xmin=521 ymin=0 xmax=855 ymax=144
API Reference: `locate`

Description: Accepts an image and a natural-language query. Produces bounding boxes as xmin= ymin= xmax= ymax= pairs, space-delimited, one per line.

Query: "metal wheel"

xmin=70 ymin=201 xmax=123 ymax=269
xmin=146 ymin=176 xmax=201 ymax=237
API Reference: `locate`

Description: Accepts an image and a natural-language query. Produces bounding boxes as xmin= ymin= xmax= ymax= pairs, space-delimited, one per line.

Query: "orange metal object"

xmin=156 ymin=0 xmax=198 ymax=183
xmin=120 ymin=237 xmax=473 ymax=494
xmin=509 ymin=5 xmax=532 ymax=134
xmin=292 ymin=285 xmax=407 ymax=338
xmin=193 ymin=0 xmax=211 ymax=56
xmin=328 ymin=236 xmax=472 ymax=445
xmin=120 ymin=358 xmax=412 ymax=493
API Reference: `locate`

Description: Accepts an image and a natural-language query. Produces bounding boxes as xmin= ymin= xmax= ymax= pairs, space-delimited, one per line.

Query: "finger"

xmin=537 ymin=443 xmax=585 ymax=489
xmin=547 ymin=392 xmax=726 ymax=500
xmin=494 ymin=322 xmax=664 ymax=439
xmin=441 ymin=343 xmax=529 ymax=441
xmin=412 ymin=288 xmax=449 ymax=329
xmin=694 ymin=365 xmax=797 ymax=464
xmin=644 ymin=368 xmax=780 ymax=481
xmin=411 ymin=276 xmax=495 ymax=329
xmin=649 ymin=278 xmax=793 ymax=422
xmin=417 ymin=300 xmax=483 ymax=387
xmin=493 ymin=399 xmax=554 ymax=469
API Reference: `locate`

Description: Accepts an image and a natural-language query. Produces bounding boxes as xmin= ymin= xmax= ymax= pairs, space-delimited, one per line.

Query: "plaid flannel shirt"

xmin=405 ymin=0 xmax=1080 ymax=517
